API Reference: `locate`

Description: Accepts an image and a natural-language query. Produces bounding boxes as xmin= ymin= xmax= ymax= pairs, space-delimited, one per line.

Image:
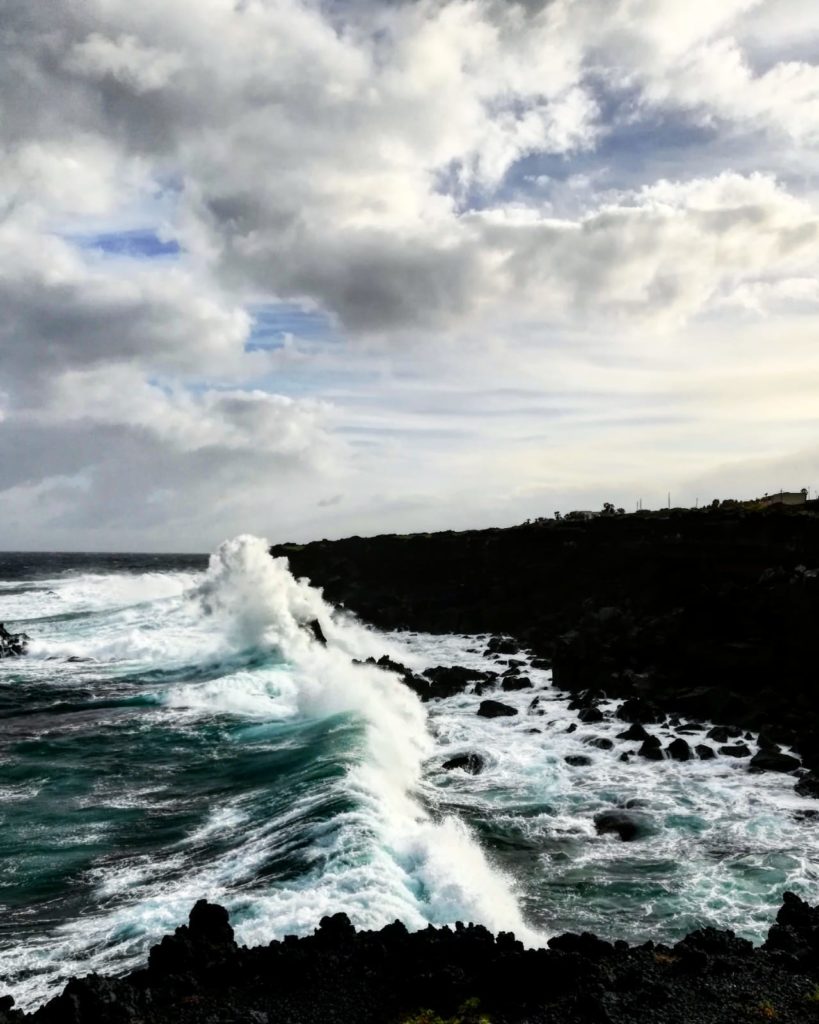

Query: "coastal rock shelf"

xmin=272 ymin=508 xmax=819 ymax=787
xmin=4 ymin=893 xmax=818 ymax=1024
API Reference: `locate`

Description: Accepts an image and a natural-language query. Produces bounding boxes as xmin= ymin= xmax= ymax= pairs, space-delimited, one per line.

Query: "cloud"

xmin=0 ymin=0 xmax=818 ymax=548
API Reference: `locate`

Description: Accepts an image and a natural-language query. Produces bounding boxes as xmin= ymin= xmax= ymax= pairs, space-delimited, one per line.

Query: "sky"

xmin=1 ymin=0 xmax=819 ymax=551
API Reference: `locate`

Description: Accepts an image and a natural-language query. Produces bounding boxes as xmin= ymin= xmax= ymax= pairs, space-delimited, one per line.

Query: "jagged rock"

xmin=616 ymin=722 xmax=651 ymax=741
xmin=749 ymin=748 xmax=800 ymax=773
xmin=442 ymin=753 xmax=485 ymax=774
xmin=594 ymin=810 xmax=653 ymax=842
xmin=307 ymin=618 xmax=327 ymax=644
xmin=696 ymin=744 xmax=717 ymax=760
xmin=764 ymin=891 xmax=819 ymax=968
xmin=477 ymin=699 xmax=517 ymax=718
xmin=666 ymin=737 xmax=692 ymax=761
xmin=0 ymin=624 xmax=29 ymax=659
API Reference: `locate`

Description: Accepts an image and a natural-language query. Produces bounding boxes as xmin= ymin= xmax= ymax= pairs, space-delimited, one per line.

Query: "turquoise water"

xmin=1 ymin=537 xmax=817 ymax=1011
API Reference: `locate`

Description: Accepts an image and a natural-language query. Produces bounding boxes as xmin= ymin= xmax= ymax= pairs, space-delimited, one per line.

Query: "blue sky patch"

xmin=71 ymin=229 xmax=182 ymax=259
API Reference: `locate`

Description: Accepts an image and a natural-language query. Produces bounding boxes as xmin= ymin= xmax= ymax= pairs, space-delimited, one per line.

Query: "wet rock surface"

xmin=5 ymin=894 xmax=819 ymax=1024
xmin=0 ymin=624 xmax=29 ymax=658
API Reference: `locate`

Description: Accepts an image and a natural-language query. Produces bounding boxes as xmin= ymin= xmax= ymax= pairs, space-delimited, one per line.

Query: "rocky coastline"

xmin=273 ymin=506 xmax=819 ymax=798
xmin=1 ymin=892 xmax=817 ymax=1024
xmin=4 ymin=509 xmax=819 ymax=1022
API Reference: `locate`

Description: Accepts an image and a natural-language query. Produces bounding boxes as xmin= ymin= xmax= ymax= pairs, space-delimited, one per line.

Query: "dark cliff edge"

xmin=272 ymin=507 xmax=819 ymax=795
xmin=4 ymin=893 xmax=819 ymax=1024
xmin=6 ymin=509 xmax=819 ymax=1022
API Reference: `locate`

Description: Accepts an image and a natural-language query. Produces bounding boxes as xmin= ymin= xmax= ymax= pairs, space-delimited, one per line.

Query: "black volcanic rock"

xmin=616 ymin=722 xmax=651 ymax=741
xmin=442 ymin=753 xmax=484 ymax=774
xmin=0 ymin=624 xmax=29 ymax=658
xmin=423 ymin=665 xmax=490 ymax=700
xmin=501 ymin=675 xmax=533 ymax=691
xmin=666 ymin=737 xmax=692 ymax=761
xmin=477 ymin=699 xmax=517 ymax=718
xmin=594 ymin=810 xmax=653 ymax=841
xmin=696 ymin=744 xmax=717 ymax=760
xmin=11 ymin=894 xmax=819 ymax=1024
xmin=749 ymin=748 xmax=801 ymax=773
xmin=578 ymin=705 xmax=605 ymax=723
xmin=720 ymin=743 xmax=752 ymax=758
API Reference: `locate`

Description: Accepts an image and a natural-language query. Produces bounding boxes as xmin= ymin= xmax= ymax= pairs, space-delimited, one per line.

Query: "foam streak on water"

xmin=0 ymin=537 xmax=817 ymax=1013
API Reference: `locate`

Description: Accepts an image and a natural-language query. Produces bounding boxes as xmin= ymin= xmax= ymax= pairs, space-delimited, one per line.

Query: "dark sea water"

xmin=1 ymin=537 xmax=817 ymax=1011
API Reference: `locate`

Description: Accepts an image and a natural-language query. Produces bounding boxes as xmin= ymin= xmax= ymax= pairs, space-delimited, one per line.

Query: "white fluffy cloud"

xmin=1 ymin=0 xmax=818 ymax=548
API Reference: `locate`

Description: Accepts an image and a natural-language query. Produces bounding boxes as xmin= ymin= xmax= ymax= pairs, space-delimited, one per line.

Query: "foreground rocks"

xmin=4 ymin=893 xmax=819 ymax=1024
xmin=0 ymin=624 xmax=28 ymax=658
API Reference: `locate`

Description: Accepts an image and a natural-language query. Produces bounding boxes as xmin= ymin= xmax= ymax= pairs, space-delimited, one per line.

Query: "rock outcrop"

xmin=5 ymin=894 xmax=818 ymax=1024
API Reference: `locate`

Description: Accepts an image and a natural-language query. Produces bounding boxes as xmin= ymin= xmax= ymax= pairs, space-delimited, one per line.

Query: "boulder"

xmin=565 ymin=754 xmax=592 ymax=767
xmin=594 ymin=810 xmax=653 ymax=842
xmin=720 ymin=743 xmax=752 ymax=758
xmin=477 ymin=700 xmax=518 ymax=718
xmin=578 ymin=706 xmax=605 ymax=723
xmin=484 ymin=636 xmax=518 ymax=656
xmin=442 ymin=753 xmax=485 ymax=774
xmin=585 ymin=737 xmax=614 ymax=750
xmin=749 ymin=748 xmax=800 ymax=773
xmin=696 ymin=744 xmax=717 ymax=760
xmin=707 ymin=725 xmax=741 ymax=744
xmin=502 ymin=675 xmax=533 ymax=691
xmin=638 ymin=734 xmax=663 ymax=760
xmin=666 ymin=738 xmax=692 ymax=761
xmin=616 ymin=722 xmax=651 ymax=742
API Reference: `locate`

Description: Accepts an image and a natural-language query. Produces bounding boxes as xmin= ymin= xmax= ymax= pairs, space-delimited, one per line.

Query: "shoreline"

xmin=4 ymin=892 xmax=818 ymax=1023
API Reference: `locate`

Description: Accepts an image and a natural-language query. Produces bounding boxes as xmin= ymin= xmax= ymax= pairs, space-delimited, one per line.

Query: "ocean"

xmin=1 ymin=535 xmax=817 ymax=1012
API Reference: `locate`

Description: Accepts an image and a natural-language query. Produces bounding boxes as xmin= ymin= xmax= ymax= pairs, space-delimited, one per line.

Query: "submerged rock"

xmin=477 ymin=699 xmax=517 ymax=718
xmin=442 ymin=752 xmax=485 ymax=774
xmin=565 ymin=754 xmax=592 ymax=766
xmin=594 ymin=809 xmax=653 ymax=841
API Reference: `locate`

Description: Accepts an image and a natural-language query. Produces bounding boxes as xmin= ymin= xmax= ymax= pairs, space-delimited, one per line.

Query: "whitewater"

xmin=1 ymin=536 xmax=817 ymax=1012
